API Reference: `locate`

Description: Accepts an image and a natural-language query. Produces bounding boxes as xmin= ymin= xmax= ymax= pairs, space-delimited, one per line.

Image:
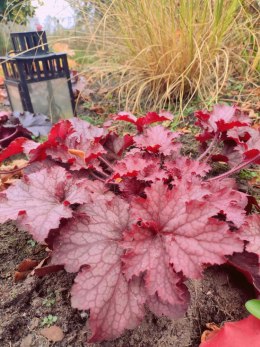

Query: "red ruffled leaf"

xmin=0 ymin=137 xmax=33 ymax=162
xmin=115 ymin=111 xmax=172 ymax=132
xmin=25 ymin=118 xmax=107 ymax=170
xmin=199 ymin=315 xmax=260 ymax=347
xmin=195 ymin=105 xmax=250 ymax=134
xmin=205 ymin=181 xmax=248 ymax=227
xmin=134 ymin=125 xmax=181 ymax=155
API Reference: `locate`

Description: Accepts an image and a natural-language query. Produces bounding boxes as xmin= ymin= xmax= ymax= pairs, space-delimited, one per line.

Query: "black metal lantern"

xmin=0 ymin=31 xmax=75 ymax=123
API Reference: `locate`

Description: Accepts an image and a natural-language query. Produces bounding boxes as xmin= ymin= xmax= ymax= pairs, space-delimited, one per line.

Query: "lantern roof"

xmin=10 ymin=31 xmax=50 ymax=57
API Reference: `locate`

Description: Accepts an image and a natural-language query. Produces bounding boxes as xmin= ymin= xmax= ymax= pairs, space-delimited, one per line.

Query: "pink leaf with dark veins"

xmin=134 ymin=125 xmax=181 ymax=155
xmin=205 ymin=181 xmax=248 ymax=227
xmin=195 ymin=105 xmax=250 ymax=133
xmin=51 ymin=196 xmax=146 ymax=342
xmin=147 ymin=291 xmax=189 ymax=319
xmin=128 ymin=182 xmax=243 ymax=279
xmin=239 ymin=214 xmax=260 ymax=255
xmin=72 ymin=254 xmax=146 ymax=342
xmin=165 ymin=157 xmax=211 ymax=179
xmin=112 ymin=152 xmax=153 ymax=179
xmin=0 ymin=166 xmax=92 ymax=242
xmin=122 ymin=225 xmax=189 ymax=317
xmin=52 ymin=196 xmax=130 ymax=272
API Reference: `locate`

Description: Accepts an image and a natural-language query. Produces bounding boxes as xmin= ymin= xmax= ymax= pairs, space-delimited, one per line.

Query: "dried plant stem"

xmin=89 ymin=170 xmax=106 ymax=182
xmin=207 ymin=154 xmax=260 ymax=182
xmin=197 ymin=133 xmax=219 ymax=162
xmin=0 ymin=128 xmax=19 ymax=144
xmin=99 ymin=156 xmax=114 ymax=172
xmin=0 ymin=165 xmax=27 ymax=175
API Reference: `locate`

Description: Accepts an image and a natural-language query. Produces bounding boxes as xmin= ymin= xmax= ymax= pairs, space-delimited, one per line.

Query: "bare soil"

xmin=0 ymin=222 xmax=255 ymax=347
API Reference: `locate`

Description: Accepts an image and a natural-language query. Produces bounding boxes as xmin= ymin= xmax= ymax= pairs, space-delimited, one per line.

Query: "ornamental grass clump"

xmin=73 ymin=0 xmax=259 ymax=112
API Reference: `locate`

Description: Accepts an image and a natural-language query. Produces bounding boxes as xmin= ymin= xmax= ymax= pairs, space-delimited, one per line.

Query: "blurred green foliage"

xmin=0 ymin=0 xmax=37 ymax=25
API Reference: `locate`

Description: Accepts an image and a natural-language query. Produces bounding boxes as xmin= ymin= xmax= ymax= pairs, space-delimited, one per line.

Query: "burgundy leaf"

xmin=119 ymin=177 xmax=147 ymax=200
xmin=227 ymin=252 xmax=260 ymax=293
xmin=0 ymin=125 xmax=32 ymax=148
xmin=0 ymin=110 xmax=10 ymax=124
xmin=103 ymin=132 xmax=134 ymax=157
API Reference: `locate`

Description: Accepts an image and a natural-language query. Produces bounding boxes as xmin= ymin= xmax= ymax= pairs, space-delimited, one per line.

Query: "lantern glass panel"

xmin=27 ymin=78 xmax=73 ymax=123
xmin=6 ymin=84 xmax=24 ymax=112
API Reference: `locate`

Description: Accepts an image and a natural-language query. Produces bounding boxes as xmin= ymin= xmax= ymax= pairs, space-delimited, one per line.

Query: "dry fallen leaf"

xmin=14 ymin=271 xmax=30 ymax=282
xmin=90 ymin=105 xmax=105 ymax=114
xmin=68 ymin=148 xmax=85 ymax=160
xmin=40 ymin=325 xmax=64 ymax=342
xmin=14 ymin=258 xmax=39 ymax=282
xmin=178 ymin=127 xmax=192 ymax=134
xmin=34 ymin=264 xmax=64 ymax=277
xmin=201 ymin=322 xmax=220 ymax=342
xmin=52 ymin=43 xmax=75 ymax=56
xmin=17 ymin=258 xmax=39 ymax=272
xmin=20 ymin=334 xmax=33 ymax=347
xmin=0 ymin=159 xmax=28 ymax=191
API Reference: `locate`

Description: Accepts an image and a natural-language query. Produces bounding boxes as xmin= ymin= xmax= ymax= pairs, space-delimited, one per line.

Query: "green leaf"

xmin=245 ymin=299 xmax=260 ymax=319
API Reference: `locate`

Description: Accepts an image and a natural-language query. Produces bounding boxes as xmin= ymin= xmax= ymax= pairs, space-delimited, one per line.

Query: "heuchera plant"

xmin=0 ymin=106 xmax=259 ymax=342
